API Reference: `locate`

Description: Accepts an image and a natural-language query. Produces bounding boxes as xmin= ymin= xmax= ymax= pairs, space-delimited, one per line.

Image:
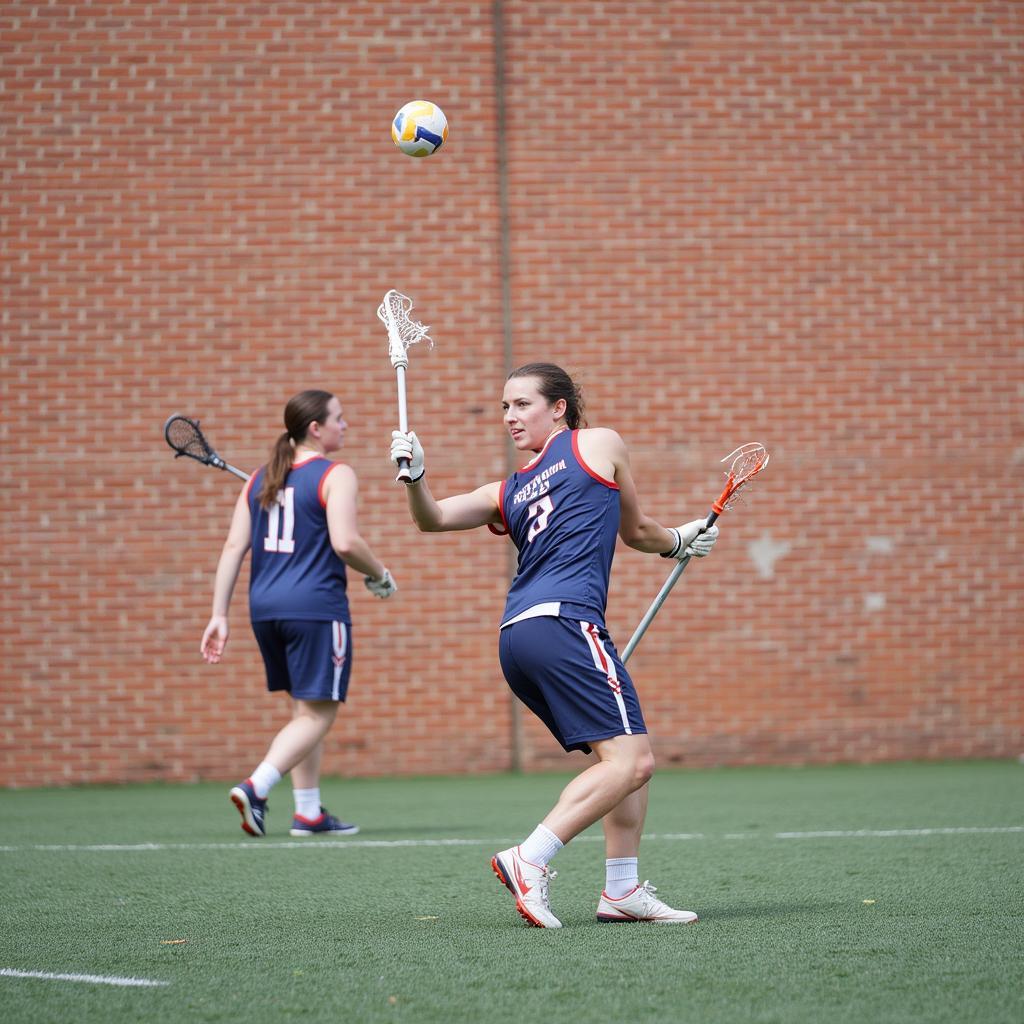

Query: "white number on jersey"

xmin=526 ymin=495 xmax=555 ymax=543
xmin=264 ymin=487 xmax=296 ymax=553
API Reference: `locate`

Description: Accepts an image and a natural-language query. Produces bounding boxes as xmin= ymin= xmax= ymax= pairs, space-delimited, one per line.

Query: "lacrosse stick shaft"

xmin=621 ymin=510 xmax=719 ymax=665
xmin=223 ymin=463 xmax=250 ymax=482
xmin=394 ymin=364 xmax=412 ymax=482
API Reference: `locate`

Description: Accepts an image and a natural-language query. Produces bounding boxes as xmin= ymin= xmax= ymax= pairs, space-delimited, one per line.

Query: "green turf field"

xmin=1 ymin=761 xmax=1022 ymax=1024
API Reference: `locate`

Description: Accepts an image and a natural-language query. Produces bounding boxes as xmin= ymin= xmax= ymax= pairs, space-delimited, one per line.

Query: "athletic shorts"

xmin=250 ymin=620 xmax=352 ymax=702
xmin=498 ymin=616 xmax=647 ymax=753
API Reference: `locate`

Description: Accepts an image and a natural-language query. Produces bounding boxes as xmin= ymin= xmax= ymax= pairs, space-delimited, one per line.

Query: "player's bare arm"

xmin=408 ymin=475 xmax=503 ymax=533
xmin=201 ymin=483 xmax=252 ymax=662
xmin=391 ymin=430 xmax=504 ymax=532
xmin=322 ymin=463 xmax=388 ymax=579
xmin=578 ymin=427 xmax=720 ymax=560
xmin=576 ymin=428 xmax=676 ymax=554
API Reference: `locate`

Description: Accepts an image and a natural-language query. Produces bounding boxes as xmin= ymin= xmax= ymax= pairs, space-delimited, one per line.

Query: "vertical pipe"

xmin=492 ymin=0 xmax=523 ymax=773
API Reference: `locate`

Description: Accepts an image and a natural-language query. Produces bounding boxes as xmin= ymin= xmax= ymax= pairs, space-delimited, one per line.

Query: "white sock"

xmin=518 ymin=824 xmax=564 ymax=867
xmin=249 ymin=761 xmax=282 ymax=800
xmin=293 ymin=787 xmax=321 ymax=820
xmin=605 ymin=857 xmax=639 ymax=899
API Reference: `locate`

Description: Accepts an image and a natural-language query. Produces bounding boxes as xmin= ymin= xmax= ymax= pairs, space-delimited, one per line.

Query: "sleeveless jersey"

xmin=246 ymin=456 xmax=351 ymax=624
xmin=498 ymin=429 xmax=620 ymax=628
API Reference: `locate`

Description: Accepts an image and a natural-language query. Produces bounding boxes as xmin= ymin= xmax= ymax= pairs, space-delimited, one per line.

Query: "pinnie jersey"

xmin=496 ymin=429 xmax=620 ymax=629
xmin=245 ymin=457 xmax=351 ymax=624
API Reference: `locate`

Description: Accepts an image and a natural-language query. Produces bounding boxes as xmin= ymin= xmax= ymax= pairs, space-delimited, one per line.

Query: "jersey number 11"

xmin=264 ymin=488 xmax=296 ymax=553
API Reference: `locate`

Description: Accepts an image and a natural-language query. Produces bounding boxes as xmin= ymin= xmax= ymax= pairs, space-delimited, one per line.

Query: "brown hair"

xmin=259 ymin=390 xmax=335 ymax=509
xmin=507 ymin=362 xmax=586 ymax=430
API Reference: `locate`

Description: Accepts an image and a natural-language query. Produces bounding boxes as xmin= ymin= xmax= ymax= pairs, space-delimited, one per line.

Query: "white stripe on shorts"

xmin=579 ymin=621 xmax=631 ymax=735
xmin=331 ymin=621 xmax=348 ymax=701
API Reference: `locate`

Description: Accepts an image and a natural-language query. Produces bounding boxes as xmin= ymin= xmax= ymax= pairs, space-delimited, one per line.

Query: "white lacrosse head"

xmin=721 ymin=442 xmax=769 ymax=479
xmin=377 ymin=289 xmax=432 ymax=369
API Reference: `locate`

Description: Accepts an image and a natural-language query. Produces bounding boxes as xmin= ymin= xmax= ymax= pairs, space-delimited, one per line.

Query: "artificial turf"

xmin=1 ymin=761 xmax=1022 ymax=1023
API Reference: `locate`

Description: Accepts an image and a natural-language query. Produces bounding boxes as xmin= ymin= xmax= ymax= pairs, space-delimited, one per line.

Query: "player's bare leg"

xmin=491 ymin=735 xmax=653 ymax=928
xmin=541 ymin=733 xmax=655 ymax=843
xmin=264 ymin=699 xmax=338 ymax=778
xmin=592 ymin=752 xmax=698 ymax=924
xmin=601 ymin=781 xmax=649 ymax=858
xmin=230 ymin=700 xmax=339 ymax=837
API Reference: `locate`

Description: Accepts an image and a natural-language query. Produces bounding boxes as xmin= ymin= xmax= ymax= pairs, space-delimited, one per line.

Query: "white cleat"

xmin=491 ymin=846 xmax=562 ymax=929
xmin=596 ymin=881 xmax=699 ymax=924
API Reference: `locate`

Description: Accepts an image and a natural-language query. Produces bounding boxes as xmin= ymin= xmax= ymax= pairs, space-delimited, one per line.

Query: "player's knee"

xmin=635 ymin=750 xmax=655 ymax=788
xmin=621 ymin=749 xmax=654 ymax=790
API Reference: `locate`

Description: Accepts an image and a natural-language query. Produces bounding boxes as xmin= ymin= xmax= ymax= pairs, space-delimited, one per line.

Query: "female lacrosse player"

xmin=202 ymin=389 xmax=396 ymax=838
xmin=390 ymin=363 xmax=717 ymax=928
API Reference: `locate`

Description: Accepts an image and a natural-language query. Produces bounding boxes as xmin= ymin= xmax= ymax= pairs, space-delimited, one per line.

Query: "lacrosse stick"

xmin=621 ymin=442 xmax=769 ymax=664
xmin=163 ymin=414 xmax=250 ymax=482
xmin=377 ymin=289 xmax=433 ymax=482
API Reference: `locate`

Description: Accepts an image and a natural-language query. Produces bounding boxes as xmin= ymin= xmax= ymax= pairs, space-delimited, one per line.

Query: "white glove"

xmin=389 ymin=430 xmax=425 ymax=483
xmin=661 ymin=519 xmax=719 ymax=560
xmin=364 ymin=568 xmax=397 ymax=599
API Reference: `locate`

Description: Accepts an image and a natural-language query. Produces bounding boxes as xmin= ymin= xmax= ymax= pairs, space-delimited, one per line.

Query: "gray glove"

xmin=364 ymin=568 xmax=398 ymax=598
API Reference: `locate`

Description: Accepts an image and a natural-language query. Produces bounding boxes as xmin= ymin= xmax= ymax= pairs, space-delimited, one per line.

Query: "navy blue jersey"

xmin=246 ymin=456 xmax=351 ymax=624
xmin=498 ymin=429 xmax=620 ymax=628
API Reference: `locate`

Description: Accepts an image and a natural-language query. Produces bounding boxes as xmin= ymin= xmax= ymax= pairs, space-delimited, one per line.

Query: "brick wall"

xmin=2 ymin=1 xmax=1021 ymax=787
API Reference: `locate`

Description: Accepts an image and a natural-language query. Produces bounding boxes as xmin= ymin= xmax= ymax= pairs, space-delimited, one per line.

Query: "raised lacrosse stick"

xmin=376 ymin=289 xmax=433 ymax=482
xmin=163 ymin=414 xmax=250 ymax=482
xmin=621 ymin=442 xmax=769 ymax=663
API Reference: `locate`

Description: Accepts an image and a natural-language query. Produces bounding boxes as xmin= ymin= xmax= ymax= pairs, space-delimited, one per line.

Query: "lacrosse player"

xmin=202 ymin=390 xmax=396 ymax=838
xmin=390 ymin=363 xmax=718 ymax=928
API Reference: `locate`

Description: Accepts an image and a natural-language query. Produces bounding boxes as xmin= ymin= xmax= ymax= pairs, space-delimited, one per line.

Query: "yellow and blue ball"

xmin=391 ymin=100 xmax=449 ymax=158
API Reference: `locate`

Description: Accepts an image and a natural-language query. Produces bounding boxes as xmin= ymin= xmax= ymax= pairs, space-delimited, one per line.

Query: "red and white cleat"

xmin=596 ymin=881 xmax=698 ymax=924
xmin=491 ymin=846 xmax=562 ymax=929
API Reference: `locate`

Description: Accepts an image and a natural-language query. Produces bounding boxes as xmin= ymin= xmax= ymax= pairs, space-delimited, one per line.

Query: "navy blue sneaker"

xmin=289 ymin=807 xmax=359 ymax=837
xmin=229 ymin=779 xmax=267 ymax=837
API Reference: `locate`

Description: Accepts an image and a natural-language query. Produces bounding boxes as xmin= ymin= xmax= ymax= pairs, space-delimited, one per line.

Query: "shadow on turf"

xmin=703 ymin=899 xmax=845 ymax=920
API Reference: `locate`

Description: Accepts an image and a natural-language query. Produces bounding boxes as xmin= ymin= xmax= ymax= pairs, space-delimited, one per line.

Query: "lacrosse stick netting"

xmin=163 ymin=414 xmax=250 ymax=482
xmin=377 ymin=290 xmax=433 ymax=481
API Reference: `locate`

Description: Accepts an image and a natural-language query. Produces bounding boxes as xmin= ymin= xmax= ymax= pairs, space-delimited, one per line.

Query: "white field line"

xmin=0 ymin=826 xmax=1020 ymax=853
xmin=1 ymin=967 xmax=169 ymax=988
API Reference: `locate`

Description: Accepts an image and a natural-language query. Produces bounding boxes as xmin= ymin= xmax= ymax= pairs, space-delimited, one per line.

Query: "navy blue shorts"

xmin=251 ymin=620 xmax=352 ymax=702
xmin=498 ymin=616 xmax=647 ymax=753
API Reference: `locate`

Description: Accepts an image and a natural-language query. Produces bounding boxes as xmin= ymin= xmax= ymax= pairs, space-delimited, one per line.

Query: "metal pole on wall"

xmin=492 ymin=0 xmax=523 ymax=773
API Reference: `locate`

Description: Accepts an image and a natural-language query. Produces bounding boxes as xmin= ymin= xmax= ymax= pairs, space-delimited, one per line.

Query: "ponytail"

xmin=258 ymin=389 xmax=335 ymax=509
xmin=259 ymin=432 xmax=295 ymax=509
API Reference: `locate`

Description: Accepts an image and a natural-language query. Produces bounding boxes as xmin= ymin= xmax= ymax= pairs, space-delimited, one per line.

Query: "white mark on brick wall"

xmin=865 ymin=593 xmax=886 ymax=612
xmin=866 ymin=536 xmax=894 ymax=554
xmin=748 ymin=534 xmax=792 ymax=579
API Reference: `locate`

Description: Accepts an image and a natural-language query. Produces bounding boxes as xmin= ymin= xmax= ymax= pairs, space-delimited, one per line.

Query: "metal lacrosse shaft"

xmin=394 ymin=363 xmax=412 ymax=480
xmin=620 ymin=510 xmax=719 ymax=664
xmin=221 ymin=462 xmax=251 ymax=482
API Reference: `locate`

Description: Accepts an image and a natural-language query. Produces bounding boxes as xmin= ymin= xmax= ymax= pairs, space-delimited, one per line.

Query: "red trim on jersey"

xmin=488 ymin=479 xmax=510 ymax=535
xmin=317 ymin=462 xmax=346 ymax=507
xmin=244 ymin=471 xmax=258 ymax=501
xmin=572 ymin=431 xmax=619 ymax=489
xmin=520 ymin=428 xmax=569 ymax=473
